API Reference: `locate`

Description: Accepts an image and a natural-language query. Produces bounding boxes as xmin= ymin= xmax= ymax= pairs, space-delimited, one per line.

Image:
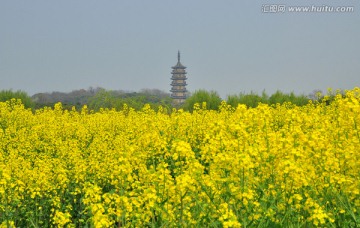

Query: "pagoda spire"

xmin=178 ymin=50 xmax=180 ymax=63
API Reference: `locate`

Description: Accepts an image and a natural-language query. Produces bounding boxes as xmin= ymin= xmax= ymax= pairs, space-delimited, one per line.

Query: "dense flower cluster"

xmin=0 ymin=88 xmax=359 ymax=227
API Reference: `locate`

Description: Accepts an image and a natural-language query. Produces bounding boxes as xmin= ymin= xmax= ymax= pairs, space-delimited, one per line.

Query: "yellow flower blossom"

xmin=0 ymin=88 xmax=360 ymax=226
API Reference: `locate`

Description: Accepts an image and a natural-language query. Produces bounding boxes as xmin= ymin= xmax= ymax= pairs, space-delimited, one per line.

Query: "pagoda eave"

xmin=171 ymin=71 xmax=187 ymax=74
xmin=171 ymin=76 xmax=187 ymax=79
xmin=171 ymin=83 xmax=187 ymax=86
xmin=170 ymin=88 xmax=188 ymax=92
xmin=171 ymin=95 xmax=187 ymax=99
xmin=172 ymin=66 xmax=186 ymax=69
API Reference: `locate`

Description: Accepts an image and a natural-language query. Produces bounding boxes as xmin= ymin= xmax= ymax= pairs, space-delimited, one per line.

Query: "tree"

xmin=183 ymin=90 xmax=222 ymax=112
xmin=269 ymin=90 xmax=309 ymax=106
xmin=226 ymin=91 xmax=268 ymax=108
xmin=0 ymin=90 xmax=34 ymax=109
xmin=87 ymin=88 xmax=173 ymax=112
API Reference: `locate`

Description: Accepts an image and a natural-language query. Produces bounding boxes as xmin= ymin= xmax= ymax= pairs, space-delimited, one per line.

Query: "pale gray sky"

xmin=1 ymin=0 xmax=359 ymax=98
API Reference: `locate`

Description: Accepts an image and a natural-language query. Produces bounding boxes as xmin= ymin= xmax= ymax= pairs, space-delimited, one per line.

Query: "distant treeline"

xmin=30 ymin=87 xmax=172 ymax=111
xmin=183 ymin=90 xmax=312 ymax=112
xmin=0 ymin=90 xmax=34 ymax=109
xmin=0 ymin=88 xmax=341 ymax=112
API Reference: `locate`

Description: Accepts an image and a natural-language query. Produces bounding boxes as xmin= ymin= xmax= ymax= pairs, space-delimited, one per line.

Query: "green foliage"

xmin=269 ymin=90 xmax=308 ymax=106
xmin=227 ymin=91 xmax=269 ymax=108
xmin=88 ymin=89 xmax=120 ymax=110
xmin=32 ymin=88 xmax=100 ymax=110
xmin=227 ymin=90 xmax=310 ymax=108
xmin=88 ymin=89 xmax=172 ymax=112
xmin=31 ymin=88 xmax=172 ymax=112
xmin=313 ymin=88 xmax=346 ymax=105
xmin=22 ymin=86 xmax=326 ymax=112
xmin=182 ymin=90 xmax=222 ymax=112
xmin=0 ymin=90 xmax=34 ymax=109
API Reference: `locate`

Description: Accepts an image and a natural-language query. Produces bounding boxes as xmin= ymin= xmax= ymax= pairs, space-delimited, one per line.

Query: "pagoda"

xmin=170 ymin=51 xmax=188 ymax=105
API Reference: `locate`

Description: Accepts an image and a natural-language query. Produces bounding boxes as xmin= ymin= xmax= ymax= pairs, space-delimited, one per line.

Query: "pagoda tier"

xmin=171 ymin=62 xmax=186 ymax=69
xmin=171 ymin=72 xmax=187 ymax=75
xmin=171 ymin=76 xmax=188 ymax=80
xmin=171 ymin=95 xmax=187 ymax=99
xmin=170 ymin=88 xmax=187 ymax=92
xmin=170 ymin=51 xmax=188 ymax=105
xmin=171 ymin=81 xmax=187 ymax=86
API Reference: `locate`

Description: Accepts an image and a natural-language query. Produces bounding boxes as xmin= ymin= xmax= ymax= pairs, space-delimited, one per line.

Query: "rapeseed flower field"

xmin=0 ymin=88 xmax=359 ymax=227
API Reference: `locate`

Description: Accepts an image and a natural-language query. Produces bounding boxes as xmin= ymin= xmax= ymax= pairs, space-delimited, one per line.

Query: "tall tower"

xmin=170 ymin=51 xmax=188 ymax=105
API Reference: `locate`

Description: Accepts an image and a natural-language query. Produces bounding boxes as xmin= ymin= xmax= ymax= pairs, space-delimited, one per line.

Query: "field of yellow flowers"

xmin=0 ymin=88 xmax=359 ymax=227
